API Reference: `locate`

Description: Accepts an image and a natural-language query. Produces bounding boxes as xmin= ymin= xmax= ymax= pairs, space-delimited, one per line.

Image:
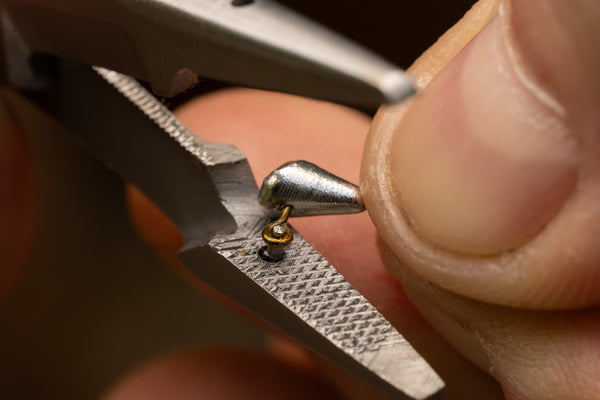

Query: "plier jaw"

xmin=1 ymin=0 xmax=413 ymax=109
xmin=0 ymin=1 xmax=444 ymax=398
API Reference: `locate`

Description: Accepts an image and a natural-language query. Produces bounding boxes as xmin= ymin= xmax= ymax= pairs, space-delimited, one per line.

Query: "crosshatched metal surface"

xmin=212 ymin=220 xmax=404 ymax=355
xmin=209 ymin=220 xmax=443 ymax=400
xmin=27 ymin=65 xmax=442 ymax=400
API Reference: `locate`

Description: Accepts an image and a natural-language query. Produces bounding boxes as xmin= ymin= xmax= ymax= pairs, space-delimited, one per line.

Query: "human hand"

xmin=362 ymin=0 xmax=600 ymax=399
xmin=3 ymin=0 xmax=598 ymax=399
xmin=118 ymin=1 xmax=599 ymax=399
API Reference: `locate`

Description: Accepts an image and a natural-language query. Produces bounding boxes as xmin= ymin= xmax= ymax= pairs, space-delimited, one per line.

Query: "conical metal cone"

xmin=258 ymin=161 xmax=364 ymax=217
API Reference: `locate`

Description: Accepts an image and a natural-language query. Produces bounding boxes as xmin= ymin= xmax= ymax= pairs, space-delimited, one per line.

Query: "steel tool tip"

xmin=379 ymin=70 xmax=417 ymax=104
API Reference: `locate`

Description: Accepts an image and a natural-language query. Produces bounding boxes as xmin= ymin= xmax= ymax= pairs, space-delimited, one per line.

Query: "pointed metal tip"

xmin=379 ymin=70 xmax=417 ymax=104
xmin=258 ymin=161 xmax=365 ymax=217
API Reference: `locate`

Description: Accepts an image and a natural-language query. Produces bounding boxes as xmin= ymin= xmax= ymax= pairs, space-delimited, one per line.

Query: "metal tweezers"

xmin=0 ymin=1 xmax=443 ymax=398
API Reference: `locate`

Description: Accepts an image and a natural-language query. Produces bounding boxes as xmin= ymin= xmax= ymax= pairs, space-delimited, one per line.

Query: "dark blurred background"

xmin=278 ymin=1 xmax=474 ymax=67
xmin=1 ymin=1 xmax=475 ymax=399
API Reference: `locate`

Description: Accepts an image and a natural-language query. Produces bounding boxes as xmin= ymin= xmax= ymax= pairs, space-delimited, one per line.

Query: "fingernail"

xmin=390 ymin=12 xmax=579 ymax=255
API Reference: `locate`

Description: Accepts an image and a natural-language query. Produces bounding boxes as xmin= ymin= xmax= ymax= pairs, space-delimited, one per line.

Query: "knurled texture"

xmin=95 ymin=67 xmax=214 ymax=165
xmin=211 ymin=219 xmax=404 ymax=355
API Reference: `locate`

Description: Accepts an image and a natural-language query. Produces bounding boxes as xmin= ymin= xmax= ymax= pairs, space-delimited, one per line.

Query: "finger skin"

xmin=127 ymin=87 xmax=503 ymax=399
xmin=361 ymin=0 xmax=600 ymax=398
xmin=0 ymin=93 xmax=34 ymax=299
xmin=363 ymin=0 xmax=600 ymax=310
xmin=101 ymin=347 xmax=340 ymax=400
xmin=384 ymin=248 xmax=600 ymax=400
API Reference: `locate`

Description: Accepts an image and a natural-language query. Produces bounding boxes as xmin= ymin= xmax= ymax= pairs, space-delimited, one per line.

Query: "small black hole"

xmin=258 ymin=246 xmax=282 ymax=263
xmin=30 ymin=54 xmax=60 ymax=83
xmin=231 ymin=0 xmax=254 ymax=7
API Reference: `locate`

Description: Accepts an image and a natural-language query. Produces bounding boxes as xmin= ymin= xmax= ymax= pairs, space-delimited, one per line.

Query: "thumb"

xmin=362 ymin=1 xmax=600 ymax=398
xmin=362 ymin=0 xmax=600 ymax=309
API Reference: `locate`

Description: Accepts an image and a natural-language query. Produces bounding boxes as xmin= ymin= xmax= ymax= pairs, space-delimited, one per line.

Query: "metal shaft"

xmin=1 ymin=0 xmax=414 ymax=110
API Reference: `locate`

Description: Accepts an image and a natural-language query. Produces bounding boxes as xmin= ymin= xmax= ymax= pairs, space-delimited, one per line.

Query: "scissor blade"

xmin=2 ymin=0 xmax=413 ymax=110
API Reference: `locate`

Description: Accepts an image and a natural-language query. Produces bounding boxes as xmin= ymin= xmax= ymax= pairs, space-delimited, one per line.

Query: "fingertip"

xmin=361 ymin=1 xmax=600 ymax=396
xmin=396 ymin=264 xmax=600 ymax=400
xmin=391 ymin=13 xmax=578 ymax=256
xmin=362 ymin=0 xmax=600 ymax=309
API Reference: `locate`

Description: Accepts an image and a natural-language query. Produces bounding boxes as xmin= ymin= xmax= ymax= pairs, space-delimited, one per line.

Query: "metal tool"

xmin=0 ymin=1 xmax=444 ymax=399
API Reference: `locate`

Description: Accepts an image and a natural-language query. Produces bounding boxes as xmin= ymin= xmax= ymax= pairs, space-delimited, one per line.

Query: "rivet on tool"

xmin=260 ymin=205 xmax=293 ymax=262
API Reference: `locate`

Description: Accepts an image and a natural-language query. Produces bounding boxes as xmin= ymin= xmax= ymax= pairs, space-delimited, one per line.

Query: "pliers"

xmin=0 ymin=1 xmax=443 ymax=398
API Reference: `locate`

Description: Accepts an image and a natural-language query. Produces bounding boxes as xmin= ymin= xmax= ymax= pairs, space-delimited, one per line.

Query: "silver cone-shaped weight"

xmin=258 ymin=161 xmax=365 ymax=217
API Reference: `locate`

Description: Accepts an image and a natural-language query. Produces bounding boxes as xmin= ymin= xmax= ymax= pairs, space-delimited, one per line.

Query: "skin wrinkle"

xmin=508 ymin=1 xmax=600 ymax=126
xmin=382 ymin=248 xmax=493 ymax=372
xmin=499 ymin=2 xmax=566 ymax=117
xmin=461 ymin=15 xmax=576 ymax=165
xmin=393 ymin=253 xmax=600 ymax=399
